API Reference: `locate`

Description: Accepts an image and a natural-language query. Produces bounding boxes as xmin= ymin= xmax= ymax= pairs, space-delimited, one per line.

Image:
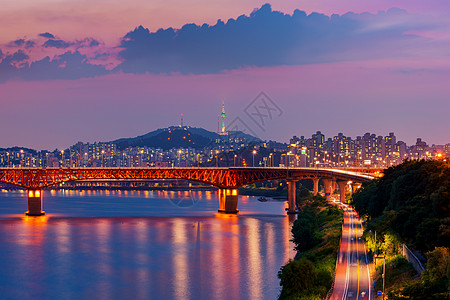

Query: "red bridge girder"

xmin=0 ymin=167 xmax=373 ymax=190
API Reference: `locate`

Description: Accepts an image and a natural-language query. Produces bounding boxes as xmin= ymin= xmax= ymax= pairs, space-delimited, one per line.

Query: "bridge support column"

xmin=337 ymin=181 xmax=347 ymax=203
xmin=287 ymin=179 xmax=298 ymax=214
xmin=218 ymin=188 xmax=239 ymax=214
xmin=313 ymin=178 xmax=320 ymax=195
xmin=322 ymin=179 xmax=332 ymax=201
xmin=26 ymin=190 xmax=45 ymax=216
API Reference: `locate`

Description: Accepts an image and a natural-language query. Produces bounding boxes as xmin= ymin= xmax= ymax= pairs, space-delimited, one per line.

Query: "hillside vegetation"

xmin=351 ymin=159 xmax=450 ymax=299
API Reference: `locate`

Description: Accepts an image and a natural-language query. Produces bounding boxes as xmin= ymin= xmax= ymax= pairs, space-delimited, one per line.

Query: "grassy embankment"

xmin=278 ymin=194 xmax=344 ymax=299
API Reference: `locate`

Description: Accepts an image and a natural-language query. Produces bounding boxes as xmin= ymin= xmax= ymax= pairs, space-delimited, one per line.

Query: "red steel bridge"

xmin=0 ymin=167 xmax=376 ymax=216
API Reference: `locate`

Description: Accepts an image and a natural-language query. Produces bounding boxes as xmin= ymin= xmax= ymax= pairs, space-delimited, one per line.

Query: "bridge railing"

xmin=402 ymin=244 xmax=425 ymax=274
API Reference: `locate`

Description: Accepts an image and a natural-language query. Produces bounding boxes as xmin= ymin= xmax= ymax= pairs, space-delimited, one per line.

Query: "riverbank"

xmin=278 ymin=195 xmax=343 ymax=299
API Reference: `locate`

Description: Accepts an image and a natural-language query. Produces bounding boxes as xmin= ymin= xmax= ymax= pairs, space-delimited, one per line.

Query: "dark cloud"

xmin=0 ymin=50 xmax=29 ymax=65
xmin=89 ymin=39 xmax=100 ymax=47
xmin=10 ymin=50 xmax=29 ymax=62
xmin=24 ymin=51 xmax=108 ymax=80
xmin=0 ymin=50 xmax=29 ymax=82
xmin=72 ymin=38 xmax=101 ymax=48
xmin=12 ymin=39 xmax=25 ymax=47
xmin=116 ymin=4 xmax=423 ymax=74
xmin=40 ymin=38 xmax=100 ymax=49
xmin=0 ymin=5 xmax=432 ymax=82
xmin=43 ymin=39 xmax=71 ymax=49
xmin=0 ymin=51 xmax=107 ymax=82
xmin=25 ymin=40 xmax=35 ymax=48
xmin=8 ymin=38 xmax=36 ymax=49
xmin=39 ymin=32 xmax=55 ymax=39
xmin=0 ymin=61 xmax=18 ymax=82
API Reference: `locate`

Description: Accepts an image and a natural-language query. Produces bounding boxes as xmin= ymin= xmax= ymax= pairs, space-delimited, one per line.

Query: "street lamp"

xmin=178 ymin=150 xmax=182 ymax=167
xmin=215 ymin=150 xmax=219 ymax=167
xmin=102 ymin=150 xmax=105 ymax=167
xmin=234 ymin=154 xmax=237 ymax=167
xmin=374 ymin=255 xmax=386 ymax=299
xmin=252 ymin=150 xmax=257 ymax=167
xmin=287 ymin=151 xmax=292 ymax=168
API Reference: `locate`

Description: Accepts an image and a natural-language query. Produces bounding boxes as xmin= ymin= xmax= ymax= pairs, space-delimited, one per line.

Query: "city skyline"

xmin=1 ymin=1 xmax=449 ymax=149
xmin=1 ymin=124 xmax=447 ymax=170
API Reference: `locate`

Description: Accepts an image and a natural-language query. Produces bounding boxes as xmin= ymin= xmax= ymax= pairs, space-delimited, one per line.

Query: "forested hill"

xmin=352 ymin=159 xmax=449 ymax=252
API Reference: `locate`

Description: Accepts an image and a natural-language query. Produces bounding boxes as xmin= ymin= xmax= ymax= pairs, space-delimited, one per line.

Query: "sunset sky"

xmin=1 ymin=0 xmax=449 ymax=150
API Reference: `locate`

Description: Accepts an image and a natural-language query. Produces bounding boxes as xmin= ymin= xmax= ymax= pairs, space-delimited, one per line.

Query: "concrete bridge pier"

xmin=337 ymin=180 xmax=348 ymax=203
xmin=287 ymin=179 xmax=298 ymax=214
xmin=26 ymin=189 xmax=45 ymax=216
xmin=313 ymin=178 xmax=320 ymax=195
xmin=322 ymin=179 xmax=333 ymax=201
xmin=218 ymin=188 xmax=239 ymax=214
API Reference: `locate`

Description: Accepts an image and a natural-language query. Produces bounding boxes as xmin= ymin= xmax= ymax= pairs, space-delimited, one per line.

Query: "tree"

xmin=291 ymin=208 xmax=321 ymax=252
xmin=352 ymin=160 xmax=450 ymax=252
xmin=278 ymin=258 xmax=316 ymax=298
xmin=422 ymin=247 xmax=450 ymax=285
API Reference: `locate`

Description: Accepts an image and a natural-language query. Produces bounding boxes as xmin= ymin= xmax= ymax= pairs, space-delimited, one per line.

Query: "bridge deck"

xmin=0 ymin=167 xmax=375 ymax=190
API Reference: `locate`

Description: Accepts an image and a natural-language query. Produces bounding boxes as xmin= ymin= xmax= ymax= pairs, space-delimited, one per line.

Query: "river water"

xmin=0 ymin=190 xmax=295 ymax=300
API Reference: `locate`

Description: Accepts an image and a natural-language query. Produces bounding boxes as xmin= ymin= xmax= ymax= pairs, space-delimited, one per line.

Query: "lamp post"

xmin=252 ymin=150 xmax=257 ymax=167
xmin=374 ymin=255 xmax=386 ymax=299
xmin=234 ymin=154 xmax=237 ymax=167
xmin=287 ymin=151 xmax=292 ymax=168
xmin=102 ymin=150 xmax=105 ymax=167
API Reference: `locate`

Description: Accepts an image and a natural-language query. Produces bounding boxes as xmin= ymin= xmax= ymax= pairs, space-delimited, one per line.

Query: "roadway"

xmin=330 ymin=201 xmax=372 ymax=300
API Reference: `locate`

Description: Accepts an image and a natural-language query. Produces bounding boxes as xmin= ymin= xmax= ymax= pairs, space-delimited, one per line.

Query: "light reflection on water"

xmin=0 ymin=190 xmax=295 ymax=300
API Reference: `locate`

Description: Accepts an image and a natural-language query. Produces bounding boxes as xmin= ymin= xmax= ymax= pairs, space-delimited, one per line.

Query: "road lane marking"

xmin=356 ymin=217 xmax=360 ymax=300
xmin=342 ymin=211 xmax=351 ymax=300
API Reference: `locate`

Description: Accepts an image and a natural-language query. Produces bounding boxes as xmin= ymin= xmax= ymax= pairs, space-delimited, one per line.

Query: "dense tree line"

xmin=278 ymin=194 xmax=342 ymax=299
xmin=352 ymin=159 xmax=449 ymax=298
xmin=352 ymin=159 xmax=449 ymax=252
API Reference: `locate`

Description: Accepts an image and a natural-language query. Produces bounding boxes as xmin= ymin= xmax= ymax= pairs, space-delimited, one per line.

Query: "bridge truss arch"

xmin=0 ymin=167 xmax=374 ymax=216
xmin=0 ymin=167 xmax=372 ymax=190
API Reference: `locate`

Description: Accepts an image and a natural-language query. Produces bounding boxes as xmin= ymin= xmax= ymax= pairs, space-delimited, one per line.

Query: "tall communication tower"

xmin=218 ymin=101 xmax=227 ymax=135
xmin=221 ymin=101 xmax=226 ymax=133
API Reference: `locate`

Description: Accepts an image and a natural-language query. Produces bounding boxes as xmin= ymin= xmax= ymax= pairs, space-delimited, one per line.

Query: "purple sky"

xmin=0 ymin=1 xmax=449 ymax=150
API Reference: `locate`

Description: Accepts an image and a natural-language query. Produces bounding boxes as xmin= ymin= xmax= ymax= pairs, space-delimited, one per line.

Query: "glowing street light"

xmin=252 ymin=150 xmax=257 ymax=167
